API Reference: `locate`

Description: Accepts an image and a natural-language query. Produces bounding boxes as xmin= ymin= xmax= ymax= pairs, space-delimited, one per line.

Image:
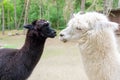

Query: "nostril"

xmin=52 ymin=31 xmax=56 ymax=34
xmin=54 ymin=31 xmax=56 ymax=34
xmin=60 ymin=34 xmax=64 ymax=37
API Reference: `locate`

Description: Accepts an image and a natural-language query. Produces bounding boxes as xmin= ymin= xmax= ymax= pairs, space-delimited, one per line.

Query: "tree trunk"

xmin=118 ymin=0 xmax=120 ymax=8
xmin=14 ymin=0 xmax=17 ymax=29
xmin=103 ymin=0 xmax=113 ymax=16
xmin=17 ymin=5 xmax=25 ymax=29
xmin=7 ymin=8 xmax=10 ymax=30
xmin=63 ymin=0 xmax=74 ymax=22
xmin=80 ymin=0 xmax=85 ymax=11
xmin=24 ymin=0 xmax=30 ymax=25
xmin=23 ymin=0 xmax=30 ymax=34
xmin=87 ymin=0 xmax=97 ymax=11
xmin=2 ymin=3 xmax=5 ymax=35
xmin=56 ymin=0 xmax=59 ymax=29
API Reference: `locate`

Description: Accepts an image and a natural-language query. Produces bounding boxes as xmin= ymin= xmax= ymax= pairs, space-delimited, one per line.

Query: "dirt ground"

xmin=1 ymin=34 xmax=120 ymax=80
xmin=27 ymin=35 xmax=120 ymax=80
xmin=28 ymin=37 xmax=89 ymax=80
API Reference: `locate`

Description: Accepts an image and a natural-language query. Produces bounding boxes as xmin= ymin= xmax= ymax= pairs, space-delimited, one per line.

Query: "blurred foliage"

xmin=0 ymin=0 xmax=119 ymax=30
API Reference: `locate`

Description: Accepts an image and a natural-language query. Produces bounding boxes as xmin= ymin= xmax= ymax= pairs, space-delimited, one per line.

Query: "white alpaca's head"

xmin=59 ymin=14 xmax=89 ymax=42
xmin=59 ymin=12 xmax=119 ymax=43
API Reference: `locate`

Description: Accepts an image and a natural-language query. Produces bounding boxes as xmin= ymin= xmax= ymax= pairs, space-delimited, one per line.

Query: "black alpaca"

xmin=0 ymin=19 xmax=56 ymax=80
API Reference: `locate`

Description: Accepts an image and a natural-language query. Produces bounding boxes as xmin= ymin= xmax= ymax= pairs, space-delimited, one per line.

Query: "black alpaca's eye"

xmin=76 ymin=27 xmax=82 ymax=30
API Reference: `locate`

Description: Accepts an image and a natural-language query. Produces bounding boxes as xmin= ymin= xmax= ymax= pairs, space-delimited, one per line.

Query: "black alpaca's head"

xmin=24 ymin=19 xmax=56 ymax=38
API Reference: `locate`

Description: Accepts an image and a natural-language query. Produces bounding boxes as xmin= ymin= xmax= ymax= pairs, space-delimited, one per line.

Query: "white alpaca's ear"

xmin=78 ymin=11 xmax=85 ymax=14
xmin=70 ymin=13 xmax=76 ymax=19
xmin=95 ymin=21 xmax=119 ymax=31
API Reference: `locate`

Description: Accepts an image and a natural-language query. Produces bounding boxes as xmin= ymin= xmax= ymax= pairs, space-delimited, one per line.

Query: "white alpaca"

xmin=59 ymin=12 xmax=120 ymax=80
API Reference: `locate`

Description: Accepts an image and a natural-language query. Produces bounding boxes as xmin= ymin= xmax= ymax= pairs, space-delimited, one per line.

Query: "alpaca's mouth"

xmin=49 ymin=33 xmax=56 ymax=38
xmin=61 ymin=39 xmax=67 ymax=43
xmin=48 ymin=31 xmax=57 ymax=38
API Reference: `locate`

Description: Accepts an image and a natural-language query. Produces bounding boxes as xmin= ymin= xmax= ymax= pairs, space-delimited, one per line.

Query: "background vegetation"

xmin=0 ymin=0 xmax=120 ymax=34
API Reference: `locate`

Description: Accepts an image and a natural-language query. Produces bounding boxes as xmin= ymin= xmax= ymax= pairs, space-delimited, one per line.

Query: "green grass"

xmin=0 ymin=30 xmax=25 ymax=48
xmin=0 ymin=36 xmax=25 ymax=48
xmin=3 ymin=45 xmax=17 ymax=48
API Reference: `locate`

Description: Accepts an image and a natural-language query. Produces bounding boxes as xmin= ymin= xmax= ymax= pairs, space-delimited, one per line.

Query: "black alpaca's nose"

xmin=60 ymin=34 xmax=64 ymax=37
xmin=53 ymin=31 xmax=56 ymax=34
xmin=51 ymin=30 xmax=56 ymax=37
xmin=51 ymin=30 xmax=56 ymax=35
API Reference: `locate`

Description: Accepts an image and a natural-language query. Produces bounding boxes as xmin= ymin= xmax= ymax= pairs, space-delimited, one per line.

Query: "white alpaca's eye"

xmin=76 ymin=27 xmax=82 ymax=30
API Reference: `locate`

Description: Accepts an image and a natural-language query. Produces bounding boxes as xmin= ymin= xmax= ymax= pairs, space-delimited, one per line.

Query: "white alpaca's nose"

xmin=60 ymin=34 xmax=64 ymax=37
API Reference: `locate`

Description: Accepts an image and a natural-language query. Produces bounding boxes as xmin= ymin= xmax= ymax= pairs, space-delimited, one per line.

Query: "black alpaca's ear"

xmin=24 ymin=24 xmax=34 ymax=30
xmin=32 ymin=20 xmax=37 ymax=26
xmin=43 ymin=22 xmax=49 ymax=26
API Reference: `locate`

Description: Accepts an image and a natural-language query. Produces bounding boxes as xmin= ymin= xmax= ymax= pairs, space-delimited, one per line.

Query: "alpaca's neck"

xmin=79 ymin=29 xmax=118 ymax=59
xmin=79 ymin=30 xmax=120 ymax=80
xmin=18 ymin=34 xmax=46 ymax=70
xmin=22 ymin=35 xmax=46 ymax=53
xmin=22 ymin=35 xmax=46 ymax=57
